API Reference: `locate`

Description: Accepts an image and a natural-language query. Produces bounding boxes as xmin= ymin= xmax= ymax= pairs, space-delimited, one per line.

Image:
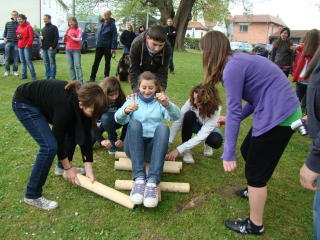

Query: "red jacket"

xmin=292 ymin=45 xmax=313 ymax=83
xmin=16 ymin=22 xmax=34 ymax=48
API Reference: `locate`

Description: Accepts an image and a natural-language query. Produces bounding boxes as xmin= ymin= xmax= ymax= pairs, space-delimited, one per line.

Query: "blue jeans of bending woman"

xmin=12 ymin=101 xmax=57 ymax=199
xmin=66 ymin=49 xmax=83 ymax=84
xmin=314 ymin=178 xmax=320 ymax=240
xmin=124 ymin=119 xmax=169 ymax=184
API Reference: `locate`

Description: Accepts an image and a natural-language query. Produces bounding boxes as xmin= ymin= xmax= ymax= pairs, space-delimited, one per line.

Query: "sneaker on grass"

xmin=130 ymin=179 xmax=145 ymax=205
xmin=225 ymin=218 xmax=264 ymax=235
xmin=182 ymin=150 xmax=195 ymax=163
xmin=54 ymin=166 xmax=86 ymax=176
xmin=24 ymin=196 xmax=58 ymax=210
xmin=13 ymin=71 xmax=19 ymax=76
xmin=143 ymin=182 xmax=158 ymax=208
xmin=203 ymin=144 xmax=213 ymax=156
xmin=235 ymin=187 xmax=249 ymax=199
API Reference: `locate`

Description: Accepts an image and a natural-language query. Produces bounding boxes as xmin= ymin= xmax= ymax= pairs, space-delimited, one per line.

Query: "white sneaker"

xmin=54 ymin=166 xmax=85 ymax=176
xmin=203 ymin=144 xmax=213 ymax=156
xmin=130 ymin=179 xmax=145 ymax=205
xmin=143 ymin=182 xmax=158 ymax=208
xmin=13 ymin=71 xmax=19 ymax=76
xmin=24 ymin=196 xmax=58 ymax=210
xmin=182 ymin=150 xmax=195 ymax=163
xmin=4 ymin=71 xmax=9 ymax=76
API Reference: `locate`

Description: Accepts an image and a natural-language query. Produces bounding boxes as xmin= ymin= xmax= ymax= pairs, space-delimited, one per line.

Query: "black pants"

xmin=181 ymin=111 xmax=223 ymax=149
xmin=90 ymin=47 xmax=112 ymax=81
xmin=240 ymin=126 xmax=293 ymax=187
xmin=296 ymin=82 xmax=308 ymax=113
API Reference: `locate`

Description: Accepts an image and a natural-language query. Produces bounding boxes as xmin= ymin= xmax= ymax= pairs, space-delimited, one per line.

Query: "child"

xmin=12 ymin=80 xmax=107 ymax=210
xmin=166 ymin=84 xmax=223 ymax=163
xmin=92 ymin=77 xmax=128 ymax=154
xmin=115 ymin=71 xmax=180 ymax=208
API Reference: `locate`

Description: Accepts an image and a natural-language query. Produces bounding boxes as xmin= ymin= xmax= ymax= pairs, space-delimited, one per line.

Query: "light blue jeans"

xmin=314 ymin=178 xmax=320 ymax=240
xmin=66 ymin=49 xmax=83 ymax=84
xmin=124 ymin=119 xmax=169 ymax=184
xmin=4 ymin=41 xmax=19 ymax=72
xmin=42 ymin=49 xmax=57 ymax=79
xmin=18 ymin=47 xmax=36 ymax=79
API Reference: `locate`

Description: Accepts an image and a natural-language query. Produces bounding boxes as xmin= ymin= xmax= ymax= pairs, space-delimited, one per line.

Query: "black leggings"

xmin=181 ymin=110 xmax=223 ymax=149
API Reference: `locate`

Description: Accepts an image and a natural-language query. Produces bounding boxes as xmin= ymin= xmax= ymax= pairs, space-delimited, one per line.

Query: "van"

xmin=57 ymin=21 xmax=98 ymax=53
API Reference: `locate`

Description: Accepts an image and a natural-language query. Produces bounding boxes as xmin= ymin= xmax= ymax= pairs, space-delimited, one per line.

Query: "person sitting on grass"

xmin=166 ymin=84 xmax=223 ymax=163
xmin=12 ymin=80 xmax=106 ymax=210
xmin=92 ymin=77 xmax=128 ymax=154
xmin=115 ymin=71 xmax=180 ymax=208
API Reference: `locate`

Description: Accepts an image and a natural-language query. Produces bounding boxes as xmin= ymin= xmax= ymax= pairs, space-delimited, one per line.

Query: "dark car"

xmin=57 ymin=21 xmax=98 ymax=53
xmin=0 ymin=27 xmax=42 ymax=65
xmin=253 ymin=43 xmax=273 ymax=58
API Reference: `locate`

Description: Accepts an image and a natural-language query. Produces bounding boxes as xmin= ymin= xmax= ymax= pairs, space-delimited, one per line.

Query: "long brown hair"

xmin=199 ymin=31 xmax=232 ymax=87
xmin=190 ymin=84 xmax=221 ymax=118
xmin=99 ymin=77 xmax=126 ymax=106
xmin=65 ymin=81 xmax=107 ymax=123
xmin=68 ymin=16 xmax=78 ymax=28
xmin=302 ymin=29 xmax=320 ymax=57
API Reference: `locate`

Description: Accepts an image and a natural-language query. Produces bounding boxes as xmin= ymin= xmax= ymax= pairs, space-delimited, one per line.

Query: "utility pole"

xmin=72 ymin=0 xmax=75 ymax=16
xmin=146 ymin=2 xmax=149 ymax=29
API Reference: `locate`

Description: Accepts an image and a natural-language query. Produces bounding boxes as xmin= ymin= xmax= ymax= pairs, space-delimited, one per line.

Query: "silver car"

xmin=230 ymin=41 xmax=253 ymax=53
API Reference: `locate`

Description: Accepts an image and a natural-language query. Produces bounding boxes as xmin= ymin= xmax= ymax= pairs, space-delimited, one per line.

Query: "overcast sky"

xmin=230 ymin=0 xmax=320 ymax=30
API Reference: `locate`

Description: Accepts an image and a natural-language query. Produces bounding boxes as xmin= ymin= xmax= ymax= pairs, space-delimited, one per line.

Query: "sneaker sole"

xmin=143 ymin=200 xmax=158 ymax=208
xmin=24 ymin=198 xmax=58 ymax=210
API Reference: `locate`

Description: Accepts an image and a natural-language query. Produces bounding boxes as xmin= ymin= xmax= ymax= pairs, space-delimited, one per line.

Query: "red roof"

xmin=187 ymin=21 xmax=209 ymax=31
xmin=233 ymin=14 xmax=286 ymax=26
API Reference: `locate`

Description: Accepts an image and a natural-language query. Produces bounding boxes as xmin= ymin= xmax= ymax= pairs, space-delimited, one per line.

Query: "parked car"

xmin=230 ymin=41 xmax=253 ymax=53
xmin=0 ymin=27 xmax=42 ymax=66
xmin=57 ymin=21 xmax=98 ymax=53
xmin=253 ymin=43 xmax=273 ymax=58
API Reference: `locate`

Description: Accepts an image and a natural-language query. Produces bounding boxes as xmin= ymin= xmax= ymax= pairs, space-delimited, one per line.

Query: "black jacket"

xmin=13 ymin=80 xmax=93 ymax=162
xmin=120 ymin=30 xmax=136 ymax=46
xmin=41 ymin=23 xmax=59 ymax=50
xmin=165 ymin=25 xmax=177 ymax=48
xmin=129 ymin=31 xmax=172 ymax=91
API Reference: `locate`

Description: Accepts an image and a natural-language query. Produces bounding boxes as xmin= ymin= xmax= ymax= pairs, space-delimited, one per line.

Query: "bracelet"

xmin=64 ymin=166 xmax=73 ymax=171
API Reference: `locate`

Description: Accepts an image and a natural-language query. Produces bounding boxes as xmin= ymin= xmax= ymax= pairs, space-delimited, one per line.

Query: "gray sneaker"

xmin=24 ymin=196 xmax=58 ymax=210
xmin=143 ymin=182 xmax=159 ymax=208
xmin=54 ymin=166 xmax=85 ymax=176
xmin=130 ymin=179 xmax=145 ymax=205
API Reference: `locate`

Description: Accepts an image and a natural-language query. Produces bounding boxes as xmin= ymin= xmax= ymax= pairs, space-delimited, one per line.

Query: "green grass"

xmin=0 ymin=50 xmax=314 ymax=239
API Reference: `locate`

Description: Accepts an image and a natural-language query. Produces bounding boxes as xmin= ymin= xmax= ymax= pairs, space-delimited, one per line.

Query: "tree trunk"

xmin=148 ymin=0 xmax=174 ymax=24
xmin=174 ymin=0 xmax=196 ymax=50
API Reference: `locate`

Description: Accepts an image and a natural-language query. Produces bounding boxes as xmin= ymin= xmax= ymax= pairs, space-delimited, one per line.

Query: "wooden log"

xmin=117 ymin=157 xmax=183 ymax=170
xmin=115 ymin=180 xmax=190 ymax=193
xmin=115 ymin=151 xmax=127 ymax=159
xmin=65 ymin=173 xmax=135 ymax=209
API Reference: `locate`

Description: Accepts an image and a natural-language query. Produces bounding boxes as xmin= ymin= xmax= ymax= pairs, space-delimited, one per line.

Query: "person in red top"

xmin=64 ymin=17 xmax=83 ymax=84
xmin=292 ymin=29 xmax=320 ymax=114
xmin=16 ymin=14 xmax=36 ymax=80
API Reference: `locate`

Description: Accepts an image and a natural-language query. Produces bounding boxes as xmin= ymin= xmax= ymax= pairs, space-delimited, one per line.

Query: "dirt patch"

xmin=176 ymin=191 xmax=214 ymax=213
xmin=215 ymin=185 xmax=239 ymax=200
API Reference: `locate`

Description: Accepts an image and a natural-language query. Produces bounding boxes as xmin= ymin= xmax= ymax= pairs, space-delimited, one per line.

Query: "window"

xmin=239 ymin=23 xmax=248 ymax=32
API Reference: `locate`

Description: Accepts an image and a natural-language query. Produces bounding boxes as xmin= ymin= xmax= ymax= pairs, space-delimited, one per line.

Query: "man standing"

xmin=3 ymin=10 xmax=19 ymax=77
xmin=129 ymin=25 xmax=171 ymax=91
xmin=41 ymin=14 xmax=59 ymax=79
xmin=89 ymin=9 xmax=117 ymax=82
xmin=165 ymin=18 xmax=177 ymax=74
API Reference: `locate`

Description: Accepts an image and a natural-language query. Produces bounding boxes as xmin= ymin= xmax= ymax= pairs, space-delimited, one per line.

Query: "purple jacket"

xmin=222 ymin=52 xmax=299 ymax=161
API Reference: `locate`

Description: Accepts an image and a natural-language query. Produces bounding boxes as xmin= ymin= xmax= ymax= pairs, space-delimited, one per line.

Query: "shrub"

xmin=184 ymin=37 xmax=200 ymax=50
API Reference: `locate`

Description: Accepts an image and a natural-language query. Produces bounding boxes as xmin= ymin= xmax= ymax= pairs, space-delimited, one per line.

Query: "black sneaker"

xmin=235 ymin=187 xmax=248 ymax=199
xmin=225 ymin=218 xmax=264 ymax=235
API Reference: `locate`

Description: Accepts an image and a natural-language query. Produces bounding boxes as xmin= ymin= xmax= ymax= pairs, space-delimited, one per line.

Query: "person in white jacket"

xmin=166 ymin=84 xmax=223 ymax=163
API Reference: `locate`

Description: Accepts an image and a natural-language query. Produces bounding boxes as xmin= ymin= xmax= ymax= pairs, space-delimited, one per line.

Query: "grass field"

xmin=0 ymin=50 xmax=314 ymax=240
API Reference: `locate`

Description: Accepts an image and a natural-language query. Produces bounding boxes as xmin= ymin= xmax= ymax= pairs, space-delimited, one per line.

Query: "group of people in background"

xmin=4 ymin=7 xmax=320 ymax=240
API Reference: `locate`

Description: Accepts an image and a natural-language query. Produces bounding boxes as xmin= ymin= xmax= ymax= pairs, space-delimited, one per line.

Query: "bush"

xmin=184 ymin=37 xmax=200 ymax=50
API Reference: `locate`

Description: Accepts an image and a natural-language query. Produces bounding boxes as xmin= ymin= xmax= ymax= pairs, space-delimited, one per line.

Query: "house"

xmin=232 ymin=14 xmax=286 ymax=44
xmin=185 ymin=21 xmax=209 ymax=38
xmin=0 ymin=0 xmax=68 ymax=30
xmin=269 ymin=30 xmax=309 ymax=44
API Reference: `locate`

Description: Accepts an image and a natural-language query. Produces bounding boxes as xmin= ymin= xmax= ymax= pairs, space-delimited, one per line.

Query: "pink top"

xmin=64 ymin=27 xmax=82 ymax=50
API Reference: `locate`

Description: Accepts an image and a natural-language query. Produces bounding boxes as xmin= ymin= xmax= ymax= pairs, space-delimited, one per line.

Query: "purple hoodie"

xmin=222 ymin=52 xmax=299 ymax=161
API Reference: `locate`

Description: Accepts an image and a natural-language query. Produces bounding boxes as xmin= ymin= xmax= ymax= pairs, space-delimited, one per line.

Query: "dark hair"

xmin=137 ymin=71 xmax=162 ymax=92
xmin=146 ymin=25 xmax=167 ymax=42
xmin=274 ymin=27 xmax=291 ymax=49
xmin=199 ymin=31 xmax=231 ymax=87
xmin=68 ymin=17 xmax=78 ymax=28
xmin=18 ymin=14 xmax=27 ymax=20
xmin=139 ymin=25 xmax=145 ymax=32
xmin=99 ymin=77 xmax=126 ymax=106
xmin=65 ymin=81 xmax=107 ymax=123
xmin=302 ymin=29 xmax=320 ymax=57
xmin=190 ymin=84 xmax=221 ymax=118
xmin=44 ymin=14 xmax=51 ymax=20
